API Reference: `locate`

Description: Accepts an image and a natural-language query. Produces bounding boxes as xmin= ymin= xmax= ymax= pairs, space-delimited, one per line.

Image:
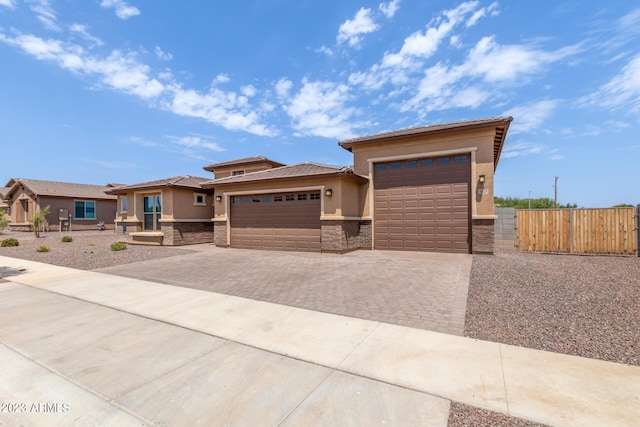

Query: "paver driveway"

xmin=97 ymin=247 xmax=472 ymax=335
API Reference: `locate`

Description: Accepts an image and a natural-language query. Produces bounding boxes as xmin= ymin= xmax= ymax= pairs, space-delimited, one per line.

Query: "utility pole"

xmin=554 ymin=176 xmax=558 ymax=208
xmin=528 ymin=190 xmax=531 ymax=209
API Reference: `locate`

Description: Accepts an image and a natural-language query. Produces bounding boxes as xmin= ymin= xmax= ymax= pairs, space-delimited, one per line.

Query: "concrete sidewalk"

xmin=1 ymin=255 xmax=639 ymax=426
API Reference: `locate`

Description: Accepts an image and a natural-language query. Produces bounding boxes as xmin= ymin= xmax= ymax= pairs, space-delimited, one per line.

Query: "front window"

xmin=193 ymin=193 xmax=207 ymax=206
xmin=121 ymin=196 xmax=128 ymax=212
xmin=143 ymin=194 xmax=162 ymax=231
xmin=75 ymin=201 xmax=96 ymax=219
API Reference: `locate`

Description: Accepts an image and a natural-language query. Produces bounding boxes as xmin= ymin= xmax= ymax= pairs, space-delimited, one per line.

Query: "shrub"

xmin=110 ymin=242 xmax=127 ymax=251
xmin=0 ymin=209 xmax=8 ymax=232
xmin=61 ymin=235 xmax=73 ymax=243
xmin=36 ymin=244 xmax=50 ymax=252
xmin=0 ymin=238 xmax=19 ymax=247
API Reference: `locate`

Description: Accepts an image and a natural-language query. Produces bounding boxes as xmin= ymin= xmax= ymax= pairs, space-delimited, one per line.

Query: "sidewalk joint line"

xmin=498 ymin=343 xmax=511 ymax=416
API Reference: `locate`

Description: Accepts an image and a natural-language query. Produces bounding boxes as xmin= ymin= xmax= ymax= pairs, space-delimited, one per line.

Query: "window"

xmin=405 ymin=160 xmax=417 ymax=168
xmin=436 ymin=157 xmax=450 ymax=165
xmin=274 ymin=195 xmax=283 ymax=202
xmin=143 ymin=194 xmax=161 ymax=231
xmin=420 ymin=159 xmax=433 ymax=167
xmin=232 ymin=197 xmax=239 ymax=204
xmin=75 ymin=201 xmax=95 ymax=219
xmin=232 ymin=170 xmax=245 ymax=176
xmin=390 ymin=161 xmax=402 ymax=169
xmin=310 ymin=193 xmax=320 ymax=200
xmin=285 ymin=194 xmax=295 ymax=201
xmin=262 ymin=196 xmax=272 ymax=203
xmin=252 ymin=197 xmax=261 ymax=203
xmin=121 ymin=196 xmax=128 ymax=212
xmin=454 ymin=155 xmax=469 ymax=163
xmin=297 ymin=194 xmax=307 ymax=200
xmin=375 ymin=163 xmax=387 ymax=171
xmin=193 ymin=193 xmax=207 ymax=206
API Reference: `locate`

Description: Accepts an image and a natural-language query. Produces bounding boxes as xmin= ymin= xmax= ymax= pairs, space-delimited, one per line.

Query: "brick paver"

xmin=96 ymin=247 xmax=472 ymax=335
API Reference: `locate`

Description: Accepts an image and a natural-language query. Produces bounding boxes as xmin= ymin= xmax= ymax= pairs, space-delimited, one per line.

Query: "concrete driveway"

xmin=96 ymin=247 xmax=472 ymax=335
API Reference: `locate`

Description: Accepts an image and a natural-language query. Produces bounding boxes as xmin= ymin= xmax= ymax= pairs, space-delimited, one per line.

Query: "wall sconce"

xmin=478 ymin=175 xmax=486 ymax=184
xmin=325 ymin=189 xmax=333 ymax=197
xmin=215 ymin=195 xmax=222 ymax=202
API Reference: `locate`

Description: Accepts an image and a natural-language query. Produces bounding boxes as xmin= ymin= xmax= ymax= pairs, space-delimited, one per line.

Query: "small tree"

xmin=32 ymin=205 xmax=50 ymax=238
xmin=0 ymin=209 xmax=8 ymax=233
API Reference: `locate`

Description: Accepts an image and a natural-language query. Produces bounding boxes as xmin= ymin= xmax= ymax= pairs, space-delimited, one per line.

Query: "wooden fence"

xmin=516 ymin=207 xmax=639 ymax=255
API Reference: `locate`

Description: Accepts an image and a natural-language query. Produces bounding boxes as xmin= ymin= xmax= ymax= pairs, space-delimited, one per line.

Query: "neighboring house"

xmin=205 ymin=117 xmax=512 ymax=254
xmin=0 ymin=186 xmax=10 ymax=217
xmin=106 ymin=175 xmax=214 ymax=246
xmin=3 ymin=178 xmax=117 ymax=231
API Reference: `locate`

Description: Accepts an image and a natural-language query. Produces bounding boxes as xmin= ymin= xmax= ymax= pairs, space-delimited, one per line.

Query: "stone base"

xmin=163 ymin=222 xmax=213 ymax=246
xmin=213 ymin=221 xmax=228 ymax=247
xmin=472 ymin=218 xmax=495 ymax=254
xmin=320 ymin=219 xmax=372 ymax=253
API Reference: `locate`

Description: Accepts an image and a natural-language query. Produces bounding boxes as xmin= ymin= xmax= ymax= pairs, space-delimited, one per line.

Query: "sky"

xmin=0 ymin=1 xmax=639 ymax=208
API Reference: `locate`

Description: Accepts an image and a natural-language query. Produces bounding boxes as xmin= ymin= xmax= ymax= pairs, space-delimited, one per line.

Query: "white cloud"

xmin=501 ymin=141 xmax=545 ymax=159
xmin=213 ymin=73 xmax=230 ymax=84
xmin=279 ymin=78 xmax=361 ymax=138
xmin=100 ymin=0 xmax=140 ymax=20
xmin=0 ymin=30 xmax=274 ymax=136
xmin=166 ymin=135 xmax=225 ymax=152
xmin=503 ymin=100 xmax=559 ymax=134
xmin=69 ymin=24 xmax=103 ymax=46
xmin=241 ymin=85 xmax=256 ymax=97
xmin=379 ymin=0 xmax=400 ymax=19
xmin=275 ymin=78 xmax=293 ymax=100
xmin=315 ymin=45 xmax=333 ymax=56
xmin=579 ymin=54 xmax=640 ymax=114
xmin=466 ymin=1 xmax=499 ymax=27
xmin=154 ymin=46 xmax=172 ymax=61
xmin=28 ymin=0 xmax=60 ymax=31
xmin=0 ymin=0 xmax=16 ymax=8
xmin=169 ymin=87 xmax=275 ymax=136
xmin=337 ymin=7 xmax=379 ymax=47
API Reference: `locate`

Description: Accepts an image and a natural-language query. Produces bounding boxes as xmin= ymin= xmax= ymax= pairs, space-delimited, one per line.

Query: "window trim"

xmin=193 ymin=192 xmax=207 ymax=206
xmin=74 ymin=200 xmax=96 ymax=220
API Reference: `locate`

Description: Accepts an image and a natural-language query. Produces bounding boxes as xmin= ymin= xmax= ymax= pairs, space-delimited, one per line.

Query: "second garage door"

xmin=230 ymin=191 xmax=321 ymax=252
xmin=373 ymin=154 xmax=471 ymax=253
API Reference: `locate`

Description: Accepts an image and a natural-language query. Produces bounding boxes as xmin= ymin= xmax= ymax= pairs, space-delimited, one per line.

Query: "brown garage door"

xmin=374 ymin=155 xmax=471 ymax=253
xmin=230 ymin=191 xmax=321 ymax=252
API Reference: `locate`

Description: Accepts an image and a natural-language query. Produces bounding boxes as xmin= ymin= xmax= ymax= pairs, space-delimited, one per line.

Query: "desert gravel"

xmin=0 ymin=230 xmax=196 ymax=270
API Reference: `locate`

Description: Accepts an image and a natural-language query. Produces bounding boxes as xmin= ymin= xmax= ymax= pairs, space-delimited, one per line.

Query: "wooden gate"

xmin=516 ymin=207 xmax=638 ymax=255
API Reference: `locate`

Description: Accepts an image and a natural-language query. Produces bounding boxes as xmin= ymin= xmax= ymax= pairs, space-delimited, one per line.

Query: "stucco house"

xmin=106 ymin=175 xmax=214 ymax=246
xmin=3 ymin=178 xmax=118 ymax=231
xmin=206 ymin=117 xmax=512 ymax=254
xmin=0 ymin=187 xmax=10 ymax=216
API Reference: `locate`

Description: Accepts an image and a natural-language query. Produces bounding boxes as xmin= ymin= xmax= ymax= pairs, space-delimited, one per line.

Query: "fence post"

xmin=569 ymin=208 xmax=574 ymax=254
xmin=636 ymin=205 xmax=640 ymax=257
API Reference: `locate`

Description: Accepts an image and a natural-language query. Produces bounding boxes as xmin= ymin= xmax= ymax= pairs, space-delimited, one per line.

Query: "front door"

xmin=143 ymin=194 xmax=162 ymax=231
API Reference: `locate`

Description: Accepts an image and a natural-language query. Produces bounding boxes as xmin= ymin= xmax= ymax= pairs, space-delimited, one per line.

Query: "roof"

xmin=202 ymin=156 xmax=285 ymax=172
xmin=339 ymin=117 xmax=513 ymax=169
xmin=5 ymin=178 xmax=117 ymax=200
xmin=201 ymin=162 xmax=366 ymax=187
xmin=105 ymin=175 xmax=211 ymax=194
xmin=0 ymin=187 xmax=10 ymax=199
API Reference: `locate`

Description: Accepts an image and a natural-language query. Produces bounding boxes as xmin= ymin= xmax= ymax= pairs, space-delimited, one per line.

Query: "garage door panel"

xmin=374 ymin=155 xmax=470 ymax=253
xmin=231 ymin=191 xmax=321 ymax=252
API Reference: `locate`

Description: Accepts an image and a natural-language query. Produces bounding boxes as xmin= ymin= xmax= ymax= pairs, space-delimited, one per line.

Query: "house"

xmin=0 ymin=187 xmax=10 ymax=216
xmin=106 ymin=175 xmax=214 ymax=246
xmin=206 ymin=117 xmax=512 ymax=254
xmin=3 ymin=178 xmax=118 ymax=232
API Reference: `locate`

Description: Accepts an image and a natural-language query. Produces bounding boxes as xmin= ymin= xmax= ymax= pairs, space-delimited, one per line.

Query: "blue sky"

xmin=1 ymin=1 xmax=638 ymax=207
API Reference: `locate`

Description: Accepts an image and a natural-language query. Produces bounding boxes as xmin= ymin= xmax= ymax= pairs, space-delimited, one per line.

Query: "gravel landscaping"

xmin=0 ymin=230 xmax=196 ymax=270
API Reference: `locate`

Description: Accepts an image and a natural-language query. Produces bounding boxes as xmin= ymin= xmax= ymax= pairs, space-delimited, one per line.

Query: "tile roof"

xmin=202 ymin=156 xmax=285 ymax=172
xmin=7 ymin=179 xmax=116 ymax=200
xmin=0 ymin=187 xmax=10 ymax=198
xmin=106 ymin=175 xmax=210 ymax=194
xmin=202 ymin=162 xmax=364 ymax=186
xmin=339 ymin=116 xmax=513 ymax=169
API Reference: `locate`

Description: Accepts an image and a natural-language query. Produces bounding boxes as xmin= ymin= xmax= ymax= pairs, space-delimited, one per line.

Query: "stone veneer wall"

xmin=213 ymin=221 xmax=228 ymax=247
xmin=115 ymin=220 xmax=141 ymax=236
xmin=472 ymin=218 xmax=495 ymax=254
xmin=320 ymin=219 xmax=372 ymax=252
xmin=163 ymin=222 xmax=213 ymax=246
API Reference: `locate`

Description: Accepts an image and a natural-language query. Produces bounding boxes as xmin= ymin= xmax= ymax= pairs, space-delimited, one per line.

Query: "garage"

xmin=230 ymin=191 xmax=321 ymax=252
xmin=373 ymin=154 xmax=471 ymax=253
